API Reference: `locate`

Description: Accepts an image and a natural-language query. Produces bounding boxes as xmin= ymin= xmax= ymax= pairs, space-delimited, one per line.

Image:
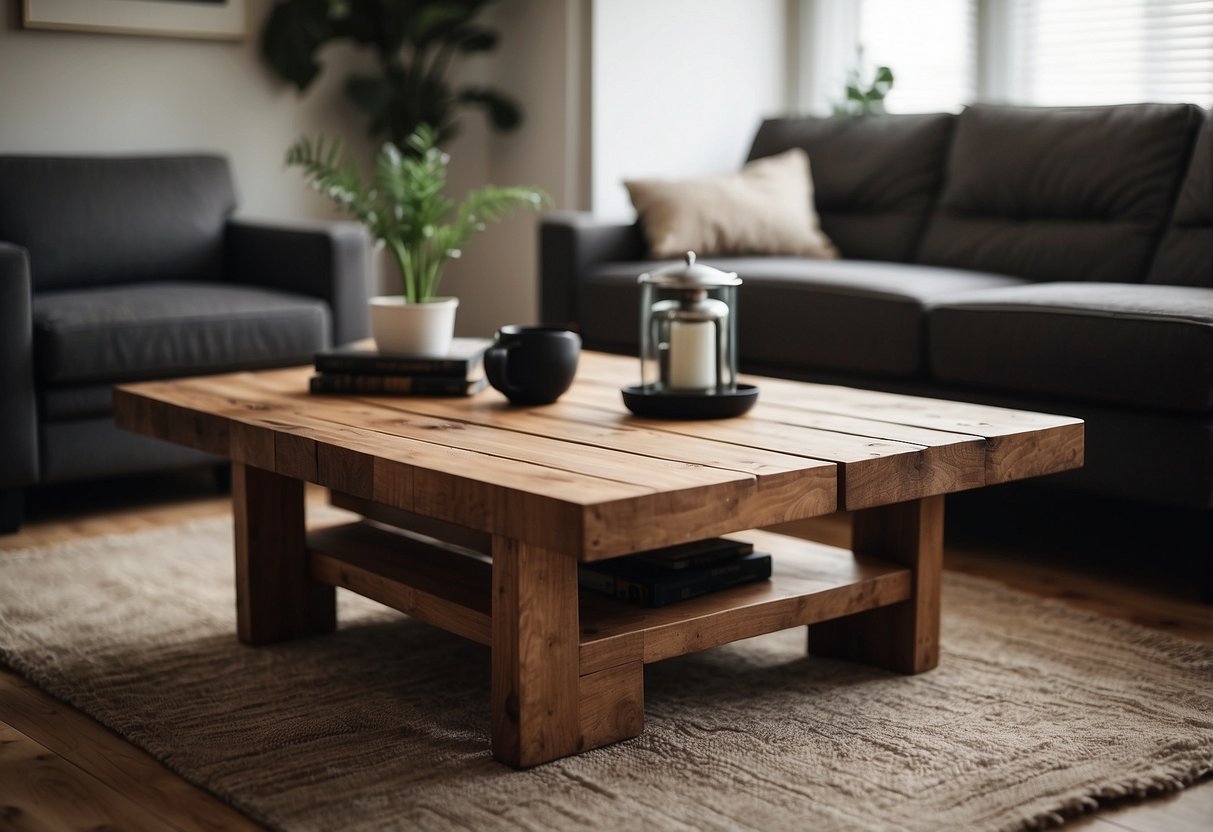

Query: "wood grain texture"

xmin=578 ymin=530 xmax=913 ymax=675
xmin=0 ymin=720 xmax=184 ymax=831
xmin=809 ymin=496 xmax=945 ymax=674
xmin=0 ymin=670 xmax=265 ymax=831
xmin=491 ymin=537 xmax=582 ymax=768
xmin=233 ymin=462 xmax=335 ymax=645
xmin=308 ymin=522 xmax=491 ymax=645
xmin=578 ymin=662 xmax=644 ymax=751
xmin=574 ymin=352 xmax=1083 ymax=488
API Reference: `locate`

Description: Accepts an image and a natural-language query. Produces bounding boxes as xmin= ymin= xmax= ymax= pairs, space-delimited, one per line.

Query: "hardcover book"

xmin=314 ymin=338 xmax=493 ymax=380
xmin=579 ymin=550 xmax=772 ymax=607
xmin=309 ymin=374 xmax=488 ymax=396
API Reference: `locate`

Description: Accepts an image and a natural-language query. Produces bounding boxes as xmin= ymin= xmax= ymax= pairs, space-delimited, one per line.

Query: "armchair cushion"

xmin=33 ymin=281 xmax=329 ymax=387
xmin=226 ymin=218 xmax=371 ymax=345
xmin=0 ymin=155 xmax=236 ymax=292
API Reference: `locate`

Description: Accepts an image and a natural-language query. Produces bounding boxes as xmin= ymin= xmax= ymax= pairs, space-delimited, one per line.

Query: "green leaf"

xmin=259 ymin=0 xmax=336 ymax=90
xmin=459 ymin=87 xmax=521 ymax=130
xmin=449 ymin=24 xmax=498 ymax=53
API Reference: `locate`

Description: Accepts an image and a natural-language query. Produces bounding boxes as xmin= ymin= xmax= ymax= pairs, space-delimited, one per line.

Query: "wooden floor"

xmin=0 ymin=470 xmax=1209 ymax=831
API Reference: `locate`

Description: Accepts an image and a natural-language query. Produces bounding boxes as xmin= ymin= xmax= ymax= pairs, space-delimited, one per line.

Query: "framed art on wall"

xmin=22 ymin=0 xmax=249 ymax=41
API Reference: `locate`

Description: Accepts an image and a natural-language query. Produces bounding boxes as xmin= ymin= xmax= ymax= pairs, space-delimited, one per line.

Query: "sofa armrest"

xmin=0 ymin=243 xmax=39 ymax=487
xmin=540 ymin=211 xmax=646 ymax=327
xmin=226 ymin=218 xmax=373 ymax=346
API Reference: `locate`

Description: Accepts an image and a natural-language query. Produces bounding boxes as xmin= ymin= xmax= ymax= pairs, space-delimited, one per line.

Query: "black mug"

xmin=485 ymin=325 xmax=581 ymax=405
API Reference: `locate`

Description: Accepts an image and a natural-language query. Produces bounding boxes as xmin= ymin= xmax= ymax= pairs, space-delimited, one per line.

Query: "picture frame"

xmin=22 ymin=0 xmax=249 ymax=42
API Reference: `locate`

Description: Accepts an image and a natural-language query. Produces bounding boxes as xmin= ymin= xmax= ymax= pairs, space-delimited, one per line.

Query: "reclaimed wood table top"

xmin=113 ymin=350 xmax=1083 ymax=561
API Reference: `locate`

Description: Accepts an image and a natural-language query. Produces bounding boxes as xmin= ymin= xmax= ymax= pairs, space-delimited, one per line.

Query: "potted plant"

xmin=286 ymin=125 xmax=548 ymax=355
xmin=261 ymin=0 xmax=521 ymax=149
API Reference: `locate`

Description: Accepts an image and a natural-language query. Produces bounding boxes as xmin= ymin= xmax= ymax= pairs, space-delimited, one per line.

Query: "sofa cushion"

xmin=747 ymin=113 xmax=954 ymax=262
xmin=929 ymin=283 xmax=1213 ymax=413
xmin=1148 ymin=112 xmax=1212 ymax=288
xmin=624 ymin=150 xmax=837 ymax=259
xmin=0 ymin=155 xmax=236 ymax=292
xmin=917 ymin=103 xmax=1203 ymax=284
xmin=582 ymin=258 xmax=1023 ymax=378
xmin=33 ymin=281 xmax=330 ymax=388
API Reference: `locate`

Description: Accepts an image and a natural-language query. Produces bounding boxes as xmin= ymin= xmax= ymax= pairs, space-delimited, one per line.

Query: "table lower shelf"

xmin=307 ymin=522 xmax=913 ymax=675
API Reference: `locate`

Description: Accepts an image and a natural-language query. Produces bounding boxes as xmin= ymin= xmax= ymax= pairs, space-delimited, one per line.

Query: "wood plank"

xmin=329 ymin=492 xmax=493 ymax=555
xmin=738 ymin=369 xmax=1085 ymax=483
xmin=578 ymin=662 xmax=644 ymax=752
xmin=572 ymin=351 xmax=1083 ymax=485
xmin=153 ymin=373 xmax=835 ymax=557
xmin=308 ymin=522 xmax=492 ymax=645
xmin=491 ymin=537 xmax=582 ymax=768
xmin=808 ymin=496 xmax=945 ymax=674
xmin=578 ymin=530 xmax=913 ymax=674
xmin=233 ymin=462 xmax=336 ymax=645
xmin=555 ymin=382 xmax=947 ymax=510
xmin=0 ymin=670 xmax=263 ymax=832
xmin=0 ymin=720 xmax=187 ymax=832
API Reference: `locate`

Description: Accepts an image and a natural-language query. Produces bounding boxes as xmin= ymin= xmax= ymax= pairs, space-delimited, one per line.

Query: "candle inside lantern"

xmin=668 ymin=320 xmax=716 ymax=389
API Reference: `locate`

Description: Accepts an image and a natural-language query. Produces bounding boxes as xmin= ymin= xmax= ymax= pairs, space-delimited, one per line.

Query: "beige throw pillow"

xmin=624 ymin=149 xmax=838 ymax=260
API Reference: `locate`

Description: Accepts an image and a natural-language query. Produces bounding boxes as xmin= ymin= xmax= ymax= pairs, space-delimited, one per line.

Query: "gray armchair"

xmin=0 ymin=154 xmax=373 ymax=532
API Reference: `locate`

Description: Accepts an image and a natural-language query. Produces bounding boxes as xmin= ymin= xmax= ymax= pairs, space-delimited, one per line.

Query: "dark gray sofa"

xmin=0 ymin=154 xmax=373 ymax=532
xmin=541 ymin=103 xmax=1212 ymax=524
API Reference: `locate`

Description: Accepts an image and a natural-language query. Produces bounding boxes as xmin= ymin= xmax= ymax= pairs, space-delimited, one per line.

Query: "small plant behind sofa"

xmin=833 ymin=50 xmax=895 ymax=116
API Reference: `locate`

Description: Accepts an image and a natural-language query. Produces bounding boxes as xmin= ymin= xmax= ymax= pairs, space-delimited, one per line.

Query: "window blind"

xmin=1008 ymin=0 xmax=1213 ymax=106
xmin=858 ymin=0 xmax=978 ymax=113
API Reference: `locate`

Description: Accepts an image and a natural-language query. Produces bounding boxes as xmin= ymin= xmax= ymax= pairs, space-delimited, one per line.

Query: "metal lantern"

xmin=639 ymin=251 xmax=741 ymax=395
xmin=621 ymin=251 xmax=758 ymax=418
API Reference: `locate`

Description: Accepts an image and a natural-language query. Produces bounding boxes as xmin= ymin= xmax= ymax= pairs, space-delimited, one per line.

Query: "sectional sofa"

xmin=541 ymin=103 xmax=1212 ymax=548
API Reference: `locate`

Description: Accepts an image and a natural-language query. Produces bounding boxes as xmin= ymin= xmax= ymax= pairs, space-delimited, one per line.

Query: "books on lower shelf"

xmin=310 ymin=338 xmax=492 ymax=397
xmin=578 ymin=537 xmax=772 ymax=607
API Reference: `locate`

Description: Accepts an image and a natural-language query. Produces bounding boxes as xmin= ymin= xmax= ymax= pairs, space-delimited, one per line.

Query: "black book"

xmin=314 ymin=338 xmax=493 ymax=380
xmin=309 ymin=373 xmax=488 ymax=396
xmin=579 ymin=552 xmax=773 ymax=607
xmin=625 ymin=537 xmax=754 ymax=572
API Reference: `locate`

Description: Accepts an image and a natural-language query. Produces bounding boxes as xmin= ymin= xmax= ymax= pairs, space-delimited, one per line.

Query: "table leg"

xmin=232 ymin=462 xmax=336 ymax=645
xmin=808 ymin=495 xmax=943 ymax=673
xmin=491 ymin=537 xmax=582 ymax=767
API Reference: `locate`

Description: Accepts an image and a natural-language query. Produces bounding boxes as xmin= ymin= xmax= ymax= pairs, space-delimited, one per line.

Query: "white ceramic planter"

xmin=369 ymin=296 xmax=459 ymax=356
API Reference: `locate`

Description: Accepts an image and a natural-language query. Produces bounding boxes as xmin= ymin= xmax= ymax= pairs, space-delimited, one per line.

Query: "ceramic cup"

xmin=485 ymin=325 xmax=581 ymax=405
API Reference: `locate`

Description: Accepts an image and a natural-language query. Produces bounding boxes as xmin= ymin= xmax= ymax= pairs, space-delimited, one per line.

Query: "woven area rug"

xmin=0 ymin=516 xmax=1210 ymax=832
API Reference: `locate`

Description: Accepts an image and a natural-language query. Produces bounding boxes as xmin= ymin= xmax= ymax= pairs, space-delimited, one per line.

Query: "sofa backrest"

xmin=1147 ymin=111 xmax=1212 ymax=288
xmin=747 ymin=113 xmax=954 ymax=262
xmin=0 ymin=155 xmax=237 ymax=292
xmin=916 ymin=103 xmax=1202 ymax=283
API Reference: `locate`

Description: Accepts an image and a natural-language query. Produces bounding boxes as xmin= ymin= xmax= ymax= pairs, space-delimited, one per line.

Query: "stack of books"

xmin=309 ymin=338 xmax=492 ymax=396
xmin=578 ymin=537 xmax=771 ymax=607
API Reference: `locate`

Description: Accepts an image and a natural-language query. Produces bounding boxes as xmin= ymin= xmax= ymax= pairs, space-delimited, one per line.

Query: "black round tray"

xmin=620 ymin=384 xmax=759 ymax=419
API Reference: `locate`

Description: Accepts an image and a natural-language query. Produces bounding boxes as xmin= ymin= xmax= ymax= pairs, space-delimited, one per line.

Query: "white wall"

xmin=439 ymin=0 xmax=591 ymax=336
xmin=0 ymin=0 xmax=373 ymax=222
xmin=591 ymin=0 xmax=790 ymax=219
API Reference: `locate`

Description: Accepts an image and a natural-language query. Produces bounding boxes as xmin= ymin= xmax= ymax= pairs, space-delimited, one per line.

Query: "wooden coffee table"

xmin=114 ymin=351 xmax=1083 ymax=768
